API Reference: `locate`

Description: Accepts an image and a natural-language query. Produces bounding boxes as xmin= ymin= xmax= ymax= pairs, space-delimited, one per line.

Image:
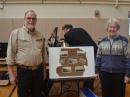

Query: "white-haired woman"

xmin=95 ymin=17 xmax=130 ymax=97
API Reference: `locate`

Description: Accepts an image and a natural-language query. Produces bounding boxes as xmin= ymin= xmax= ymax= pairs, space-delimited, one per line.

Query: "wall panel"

xmin=0 ymin=18 xmax=129 ymax=43
xmin=0 ymin=19 xmax=13 ymax=42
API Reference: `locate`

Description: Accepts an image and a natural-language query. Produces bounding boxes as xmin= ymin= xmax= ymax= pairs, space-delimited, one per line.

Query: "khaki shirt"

xmin=6 ymin=26 xmax=46 ymax=66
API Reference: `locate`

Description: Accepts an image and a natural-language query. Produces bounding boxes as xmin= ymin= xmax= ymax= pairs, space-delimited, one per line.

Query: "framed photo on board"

xmin=48 ymin=46 xmax=95 ymax=80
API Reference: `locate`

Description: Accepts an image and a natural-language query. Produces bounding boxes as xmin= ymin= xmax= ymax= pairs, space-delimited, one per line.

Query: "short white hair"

xmin=105 ymin=17 xmax=120 ymax=30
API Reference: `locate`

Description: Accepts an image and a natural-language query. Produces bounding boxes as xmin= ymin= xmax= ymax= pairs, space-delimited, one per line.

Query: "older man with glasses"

xmin=6 ymin=10 xmax=47 ymax=97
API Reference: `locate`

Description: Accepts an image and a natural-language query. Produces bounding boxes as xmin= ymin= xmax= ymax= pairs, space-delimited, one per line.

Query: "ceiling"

xmin=0 ymin=0 xmax=130 ymax=4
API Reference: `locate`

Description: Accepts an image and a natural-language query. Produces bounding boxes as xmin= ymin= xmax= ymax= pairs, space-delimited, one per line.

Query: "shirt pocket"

xmin=35 ymin=38 xmax=43 ymax=49
xmin=17 ymin=38 xmax=30 ymax=48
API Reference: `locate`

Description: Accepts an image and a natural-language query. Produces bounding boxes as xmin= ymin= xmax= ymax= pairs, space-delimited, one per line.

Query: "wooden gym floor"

xmin=1 ymin=79 xmax=130 ymax=97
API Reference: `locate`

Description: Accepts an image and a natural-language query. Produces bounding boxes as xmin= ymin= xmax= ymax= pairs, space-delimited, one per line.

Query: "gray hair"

xmin=24 ymin=10 xmax=37 ymax=17
xmin=105 ymin=17 xmax=120 ymax=30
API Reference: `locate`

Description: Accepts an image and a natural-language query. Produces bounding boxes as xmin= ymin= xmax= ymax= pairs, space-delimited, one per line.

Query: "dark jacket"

xmin=64 ymin=28 xmax=98 ymax=58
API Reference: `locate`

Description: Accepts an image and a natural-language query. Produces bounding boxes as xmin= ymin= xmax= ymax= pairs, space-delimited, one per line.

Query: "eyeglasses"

xmin=26 ymin=17 xmax=36 ymax=21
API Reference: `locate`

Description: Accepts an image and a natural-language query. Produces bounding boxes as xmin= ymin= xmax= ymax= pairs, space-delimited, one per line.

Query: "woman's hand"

xmin=95 ymin=73 xmax=100 ymax=80
xmin=124 ymin=76 xmax=130 ymax=84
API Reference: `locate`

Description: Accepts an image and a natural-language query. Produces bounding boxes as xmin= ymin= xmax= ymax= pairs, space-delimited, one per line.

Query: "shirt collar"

xmin=108 ymin=35 xmax=119 ymax=40
xmin=23 ymin=26 xmax=36 ymax=35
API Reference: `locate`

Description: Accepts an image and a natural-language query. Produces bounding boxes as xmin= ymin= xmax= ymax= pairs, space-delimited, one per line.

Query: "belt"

xmin=17 ymin=64 xmax=43 ymax=70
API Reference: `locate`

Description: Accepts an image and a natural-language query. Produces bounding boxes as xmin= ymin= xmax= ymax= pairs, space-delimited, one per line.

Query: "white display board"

xmin=48 ymin=46 xmax=95 ymax=80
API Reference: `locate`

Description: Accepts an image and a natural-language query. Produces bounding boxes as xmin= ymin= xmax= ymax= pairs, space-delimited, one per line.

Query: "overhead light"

xmin=0 ymin=0 xmax=5 ymax=9
xmin=94 ymin=10 xmax=100 ymax=18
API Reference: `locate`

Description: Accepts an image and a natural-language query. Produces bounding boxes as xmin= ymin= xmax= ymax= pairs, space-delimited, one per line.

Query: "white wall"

xmin=0 ymin=4 xmax=130 ymax=18
xmin=0 ymin=4 xmax=130 ymax=42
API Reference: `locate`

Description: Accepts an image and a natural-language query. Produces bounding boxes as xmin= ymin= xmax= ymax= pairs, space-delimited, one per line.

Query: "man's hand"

xmin=8 ymin=65 xmax=17 ymax=86
xmin=9 ymin=73 xmax=17 ymax=86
